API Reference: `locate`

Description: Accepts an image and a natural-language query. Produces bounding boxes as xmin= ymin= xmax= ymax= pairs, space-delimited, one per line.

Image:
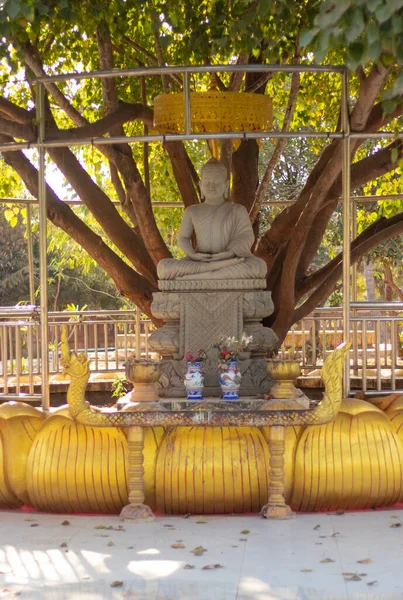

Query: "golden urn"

xmin=125 ymin=358 xmax=161 ymax=402
xmin=267 ymin=359 xmax=301 ymax=400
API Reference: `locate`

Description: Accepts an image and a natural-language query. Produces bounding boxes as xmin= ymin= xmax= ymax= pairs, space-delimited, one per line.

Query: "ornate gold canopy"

xmin=153 ymin=90 xmax=272 ymax=135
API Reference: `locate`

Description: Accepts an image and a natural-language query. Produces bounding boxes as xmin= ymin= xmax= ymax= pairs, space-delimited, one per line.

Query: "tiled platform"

xmin=1 ymin=509 xmax=403 ymax=599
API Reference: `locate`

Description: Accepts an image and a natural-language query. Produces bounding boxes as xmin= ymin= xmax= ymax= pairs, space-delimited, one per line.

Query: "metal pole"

xmin=341 ymin=70 xmax=351 ymax=396
xmin=26 ymin=203 xmax=35 ymax=306
xmin=183 ymin=71 xmax=191 ymax=135
xmin=141 ymin=76 xmax=150 ymax=196
xmin=36 ymin=81 xmax=50 ymax=412
xmin=32 ymin=63 xmax=348 ymax=85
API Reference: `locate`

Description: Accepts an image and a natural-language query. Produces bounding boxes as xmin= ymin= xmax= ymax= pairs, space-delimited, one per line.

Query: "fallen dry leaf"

xmin=183 ymin=513 xmax=191 ymax=519
xmin=202 ymin=564 xmax=224 ymax=570
xmin=94 ymin=525 xmax=107 ymax=530
xmin=390 ymin=522 xmax=402 ymax=528
xmin=231 ymin=545 xmax=238 ymax=548
xmin=320 ymin=558 xmax=335 ymax=563
xmin=196 ymin=520 xmax=207 ymax=524
xmin=163 ymin=524 xmax=174 ymax=527
xmin=191 ymin=546 xmax=207 ymax=556
xmin=183 ymin=564 xmax=194 ymax=570
xmin=331 ymin=532 xmax=340 ymax=537
xmin=170 ymin=543 xmax=185 ymax=549
xmin=61 ymin=520 xmax=70 ymax=526
xmin=127 ymin=546 xmax=134 ymax=550
xmin=313 ymin=525 xmax=321 ymax=530
xmin=342 ymin=572 xmax=355 ymax=576
xmin=29 ymin=524 xmax=39 ymax=527
xmin=367 ymin=581 xmax=378 ymax=586
xmin=107 ymin=541 xmax=115 ymax=547
xmin=23 ymin=517 xmax=36 ymax=522
xmin=344 ymin=574 xmax=361 ymax=581
xmin=240 ymin=530 xmax=250 ymax=534
xmin=335 ymin=510 xmax=345 ymax=515
xmin=60 ymin=543 xmax=68 ymax=548
xmin=357 ymin=558 xmax=372 ymax=564
xmin=300 ymin=569 xmax=312 ymax=573
xmin=110 ymin=581 xmax=123 ymax=588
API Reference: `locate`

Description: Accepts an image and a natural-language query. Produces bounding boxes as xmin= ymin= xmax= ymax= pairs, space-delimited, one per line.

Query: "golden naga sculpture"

xmin=61 ymin=326 xmax=111 ymax=426
xmin=62 ymin=322 xmax=351 ymax=520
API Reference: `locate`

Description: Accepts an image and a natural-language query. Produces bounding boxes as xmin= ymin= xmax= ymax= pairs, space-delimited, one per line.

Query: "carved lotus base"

xmin=120 ymin=503 xmax=155 ymax=522
xmin=260 ymin=503 xmax=295 ymax=520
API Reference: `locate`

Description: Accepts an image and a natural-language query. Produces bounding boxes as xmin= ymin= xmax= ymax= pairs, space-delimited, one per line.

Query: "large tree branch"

xmin=0 ymin=98 xmax=34 ymax=124
xmin=47 ymin=102 xmax=154 ymax=140
xmin=164 ymin=141 xmax=199 ymax=207
xmin=46 ymin=143 xmax=157 ymax=284
xmin=0 ymin=135 xmax=157 ymax=316
xmin=228 ymin=53 xmax=249 ymax=92
xmin=21 ymin=41 xmax=87 ymax=127
xmin=250 ymin=66 xmax=300 ymax=223
xmin=297 ymin=139 xmax=403 ymax=274
xmin=0 ymin=117 xmax=35 ymax=140
xmin=96 ymin=22 xmax=137 ymax=228
xmin=294 ymin=211 xmax=403 ymax=323
xmin=257 ymin=63 xmax=394 ymax=275
xmin=123 ymin=35 xmax=182 ymax=88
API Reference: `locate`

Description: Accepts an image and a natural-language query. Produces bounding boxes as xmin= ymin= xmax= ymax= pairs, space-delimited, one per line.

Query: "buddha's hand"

xmin=209 ymin=250 xmax=236 ymax=261
xmin=188 ymin=252 xmax=214 ymax=261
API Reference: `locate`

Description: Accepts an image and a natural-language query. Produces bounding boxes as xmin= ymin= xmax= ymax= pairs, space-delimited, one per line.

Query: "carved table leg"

xmin=120 ymin=426 xmax=155 ymax=522
xmin=261 ymin=425 xmax=295 ymax=520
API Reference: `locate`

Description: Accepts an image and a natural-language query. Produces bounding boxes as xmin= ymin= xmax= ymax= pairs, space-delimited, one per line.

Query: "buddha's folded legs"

xmin=157 ymin=255 xmax=267 ymax=281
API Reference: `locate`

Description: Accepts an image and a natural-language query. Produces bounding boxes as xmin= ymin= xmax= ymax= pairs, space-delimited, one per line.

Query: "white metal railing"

xmin=2 ymin=304 xmax=403 ymax=401
xmin=279 ymin=304 xmax=403 ymax=394
xmin=0 ymin=307 xmax=153 ymax=400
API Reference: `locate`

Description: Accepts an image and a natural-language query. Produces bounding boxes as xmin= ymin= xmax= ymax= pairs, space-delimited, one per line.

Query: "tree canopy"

xmin=0 ymin=0 xmax=402 ymax=342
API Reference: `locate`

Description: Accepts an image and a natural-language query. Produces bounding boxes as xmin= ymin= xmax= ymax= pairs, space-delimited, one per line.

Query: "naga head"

xmin=60 ymin=325 xmax=90 ymax=379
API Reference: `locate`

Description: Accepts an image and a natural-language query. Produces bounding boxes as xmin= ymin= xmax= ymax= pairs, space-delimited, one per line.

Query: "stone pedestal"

xmin=149 ymin=279 xmax=278 ymax=397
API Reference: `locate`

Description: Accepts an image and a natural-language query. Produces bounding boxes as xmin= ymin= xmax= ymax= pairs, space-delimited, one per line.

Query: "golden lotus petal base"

xmin=120 ymin=503 xmax=155 ymax=522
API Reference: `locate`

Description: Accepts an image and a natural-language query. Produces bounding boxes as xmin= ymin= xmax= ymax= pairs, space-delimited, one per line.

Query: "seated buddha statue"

xmin=157 ymin=158 xmax=267 ymax=281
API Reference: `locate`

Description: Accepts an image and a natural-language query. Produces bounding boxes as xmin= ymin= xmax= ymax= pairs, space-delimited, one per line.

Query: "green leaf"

xmin=368 ymin=39 xmax=381 ymax=61
xmin=375 ymin=4 xmax=395 ymax=23
xmin=5 ymin=0 xmax=22 ymax=20
xmin=367 ymin=21 xmax=379 ymax=45
xmin=391 ymin=147 xmax=399 ymax=163
xmin=367 ymin=0 xmax=384 ymax=9
xmin=382 ymin=98 xmax=398 ymax=114
xmin=344 ymin=7 xmax=365 ymax=43
xmin=300 ymin=27 xmax=319 ymax=46
xmin=347 ymin=40 xmax=365 ymax=67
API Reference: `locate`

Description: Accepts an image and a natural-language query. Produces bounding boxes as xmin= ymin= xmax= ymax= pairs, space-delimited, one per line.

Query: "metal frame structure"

xmin=0 ymin=63 xmax=402 ymax=409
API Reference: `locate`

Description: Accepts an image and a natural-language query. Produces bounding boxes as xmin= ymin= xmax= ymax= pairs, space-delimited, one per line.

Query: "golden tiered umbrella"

xmin=153 ymin=81 xmax=272 ymax=157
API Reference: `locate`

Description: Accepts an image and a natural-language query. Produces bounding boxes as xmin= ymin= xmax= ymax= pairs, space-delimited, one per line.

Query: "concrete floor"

xmin=0 ymin=508 xmax=403 ymax=599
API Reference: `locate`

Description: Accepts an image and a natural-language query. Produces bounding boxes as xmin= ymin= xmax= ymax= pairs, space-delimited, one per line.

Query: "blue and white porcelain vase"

xmin=219 ymin=359 xmax=241 ymax=400
xmin=184 ymin=361 xmax=204 ymax=400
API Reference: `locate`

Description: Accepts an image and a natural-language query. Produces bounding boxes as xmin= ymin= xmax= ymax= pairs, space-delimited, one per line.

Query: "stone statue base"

xmin=149 ymin=280 xmax=278 ymax=397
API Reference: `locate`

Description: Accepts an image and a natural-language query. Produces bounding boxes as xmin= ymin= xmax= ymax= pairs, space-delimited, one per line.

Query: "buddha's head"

xmin=200 ymin=158 xmax=229 ymax=203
